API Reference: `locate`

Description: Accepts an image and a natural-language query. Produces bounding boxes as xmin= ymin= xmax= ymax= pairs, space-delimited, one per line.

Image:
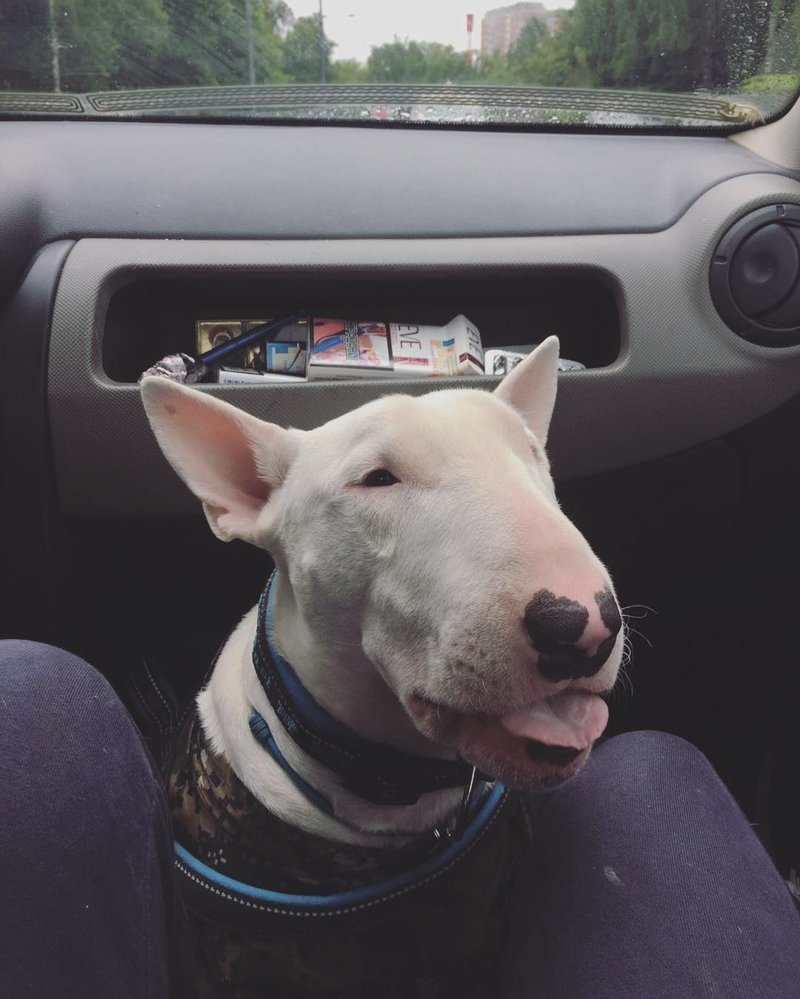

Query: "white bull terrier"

xmin=141 ymin=335 xmax=623 ymax=842
xmin=140 ymin=336 xmax=624 ymax=996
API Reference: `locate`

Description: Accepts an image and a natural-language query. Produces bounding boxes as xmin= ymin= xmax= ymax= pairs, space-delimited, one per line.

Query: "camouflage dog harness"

xmin=168 ymin=576 xmax=533 ymax=998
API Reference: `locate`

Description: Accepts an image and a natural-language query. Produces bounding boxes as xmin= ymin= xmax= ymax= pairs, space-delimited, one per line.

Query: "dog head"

xmin=141 ymin=337 xmax=623 ymax=792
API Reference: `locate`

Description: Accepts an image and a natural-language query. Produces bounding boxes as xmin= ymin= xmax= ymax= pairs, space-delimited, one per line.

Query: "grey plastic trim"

xmin=48 ymin=172 xmax=800 ymax=516
xmin=732 ymin=95 xmax=800 ymax=171
xmin=0 ymin=122 xmax=787 ymax=245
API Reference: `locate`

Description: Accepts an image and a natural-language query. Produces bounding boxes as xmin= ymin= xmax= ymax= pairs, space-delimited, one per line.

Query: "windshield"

xmin=1 ymin=1 xmax=799 ymax=129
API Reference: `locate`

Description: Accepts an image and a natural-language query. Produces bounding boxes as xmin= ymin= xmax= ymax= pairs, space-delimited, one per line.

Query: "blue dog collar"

xmin=250 ymin=572 xmax=477 ymax=807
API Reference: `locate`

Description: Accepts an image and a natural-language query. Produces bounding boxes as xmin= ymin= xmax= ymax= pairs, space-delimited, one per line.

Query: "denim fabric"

xmin=502 ymin=730 xmax=800 ymax=998
xmin=0 ymin=640 xmax=196 ymax=999
xmin=1 ymin=639 xmax=798 ymax=998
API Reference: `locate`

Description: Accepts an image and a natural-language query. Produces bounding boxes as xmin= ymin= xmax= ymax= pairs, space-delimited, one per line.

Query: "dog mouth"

xmin=407 ymin=687 xmax=609 ymax=791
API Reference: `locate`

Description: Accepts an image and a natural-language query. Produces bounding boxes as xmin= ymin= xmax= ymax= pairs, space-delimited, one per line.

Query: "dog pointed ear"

xmin=493 ymin=336 xmax=560 ymax=445
xmin=140 ymin=377 xmax=300 ymax=543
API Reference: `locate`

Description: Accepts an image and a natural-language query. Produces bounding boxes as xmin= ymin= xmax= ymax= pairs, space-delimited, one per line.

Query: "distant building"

xmin=481 ymin=3 xmax=561 ymax=59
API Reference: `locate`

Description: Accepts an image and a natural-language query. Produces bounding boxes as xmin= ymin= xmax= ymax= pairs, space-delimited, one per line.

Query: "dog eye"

xmin=361 ymin=469 xmax=400 ymax=487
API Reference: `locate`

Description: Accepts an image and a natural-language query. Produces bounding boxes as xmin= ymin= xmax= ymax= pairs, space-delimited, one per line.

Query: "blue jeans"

xmin=1 ymin=639 xmax=798 ymax=998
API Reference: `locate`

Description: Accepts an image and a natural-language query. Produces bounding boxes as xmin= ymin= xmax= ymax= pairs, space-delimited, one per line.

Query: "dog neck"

xmin=253 ymin=574 xmax=474 ymax=808
xmin=269 ymin=570 xmax=442 ymax=755
xmin=197 ymin=572 xmax=472 ymax=846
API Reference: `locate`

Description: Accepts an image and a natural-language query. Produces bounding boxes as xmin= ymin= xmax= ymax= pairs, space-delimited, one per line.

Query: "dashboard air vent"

xmin=710 ymin=204 xmax=800 ymax=347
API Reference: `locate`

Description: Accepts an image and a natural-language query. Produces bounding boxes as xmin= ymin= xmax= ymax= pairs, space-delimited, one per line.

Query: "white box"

xmin=389 ymin=314 xmax=484 ymax=377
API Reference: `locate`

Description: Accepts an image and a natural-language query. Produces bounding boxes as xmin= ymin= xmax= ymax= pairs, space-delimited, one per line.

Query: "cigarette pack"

xmin=444 ymin=314 xmax=484 ymax=375
xmin=197 ymin=318 xmax=310 ymax=372
xmin=244 ymin=318 xmax=310 ymax=367
xmin=264 ymin=341 xmax=307 ymax=376
xmin=389 ymin=315 xmax=484 ymax=377
xmin=484 ymin=349 xmax=526 ymax=377
xmin=306 ymin=319 xmax=393 ymax=380
xmin=389 ymin=324 xmax=457 ymax=376
xmin=196 ymin=321 xmax=255 ymax=369
xmin=484 ymin=348 xmax=586 ymax=375
xmin=214 ymin=367 xmax=302 ymax=385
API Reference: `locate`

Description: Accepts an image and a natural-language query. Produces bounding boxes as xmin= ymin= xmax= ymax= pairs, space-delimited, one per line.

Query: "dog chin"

xmin=406 ymin=692 xmax=600 ymax=793
xmin=455 ymin=734 xmax=592 ymax=792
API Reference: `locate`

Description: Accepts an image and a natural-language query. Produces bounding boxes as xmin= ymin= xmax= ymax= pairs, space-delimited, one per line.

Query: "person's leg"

xmin=0 ymin=640 xmax=196 ymax=999
xmin=501 ymin=730 xmax=800 ymax=999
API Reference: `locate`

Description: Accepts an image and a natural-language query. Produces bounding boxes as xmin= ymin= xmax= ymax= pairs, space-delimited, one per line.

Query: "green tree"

xmin=0 ymin=0 xmax=51 ymax=90
xmin=420 ymin=42 xmax=471 ymax=82
xmin=248 ymin=0 xmax=291 ymax=83
xmin=507 ymin=17 xmax=547 ymax=75
xmin=328 ymin=58 xmax=367 ymax=83
xmin=56 ymin=0 xmax=171 ymax=91
xmin=156 ymin=0 xmax=287 ymax=86
xmin=474 ymin=51 xmax=515 ymax=84
xmin=112 ymin=0 xmax=172 ymax=87
xmin=24 ymin=0 xmax=290 ymax=91
xmin=0 ymin=0 xmax=791 ymax=97
xmin=479 ymin=10 xmax=592 ymax=88
xmin=764 ymin=0 xmax=800 ymax=74
xmin=562 ymin=0 xmax=773 ymax=91
xmin=367 ymin=39 xmax=426 ymax=82
xmin=140 ymin=0 xmax=241 ymax=86
xmin=283 ymin=14 xmax=333 ymax=83
xmin=366 ymin=38 xmax=471 ymax=84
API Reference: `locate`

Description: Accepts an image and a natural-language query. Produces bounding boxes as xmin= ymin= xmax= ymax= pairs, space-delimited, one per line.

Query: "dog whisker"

xmin=624 ymin=623 xmax=653 ymax=649
xmin=610 ymin=656 xmax=634 ymax=701
xmin=620 ymin=603 xmax=658 ymax=616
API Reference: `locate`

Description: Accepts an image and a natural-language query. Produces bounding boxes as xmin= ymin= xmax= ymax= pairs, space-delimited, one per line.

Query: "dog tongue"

xmin=499 ymin=690 xmax=608 ymax=749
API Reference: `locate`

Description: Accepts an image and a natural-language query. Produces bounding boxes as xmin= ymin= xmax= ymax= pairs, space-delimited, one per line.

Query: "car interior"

xmin=1 ymin=5 xmax=800 ymax=899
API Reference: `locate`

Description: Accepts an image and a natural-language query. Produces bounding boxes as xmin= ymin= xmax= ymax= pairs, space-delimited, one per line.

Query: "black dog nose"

xmin=524 ymin=588 xmax=622 ymax=682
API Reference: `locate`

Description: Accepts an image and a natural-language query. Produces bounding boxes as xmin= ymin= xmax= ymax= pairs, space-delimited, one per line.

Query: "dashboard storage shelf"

xmin=102 ymin=269 xmax=620 ymax=384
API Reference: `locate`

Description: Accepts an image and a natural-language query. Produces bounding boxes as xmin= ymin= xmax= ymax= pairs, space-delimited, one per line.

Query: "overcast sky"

xmin=288 ymin=1 xmax=572 ymax=63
